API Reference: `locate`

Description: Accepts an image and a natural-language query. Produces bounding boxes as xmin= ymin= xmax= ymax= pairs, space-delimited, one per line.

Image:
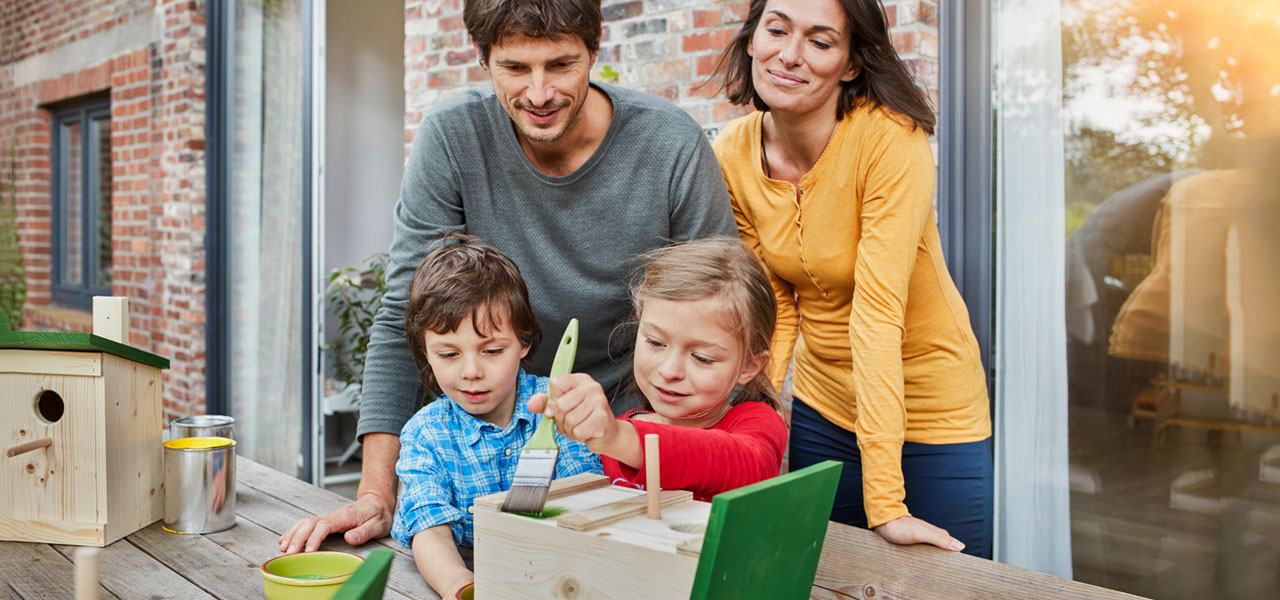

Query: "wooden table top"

xmin=1 ymin=457 xmax=1140 ymax=600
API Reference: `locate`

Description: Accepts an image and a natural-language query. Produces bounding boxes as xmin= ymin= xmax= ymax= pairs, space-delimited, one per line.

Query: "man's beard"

xmin=511 ymin=95 xmax=583 ymax=145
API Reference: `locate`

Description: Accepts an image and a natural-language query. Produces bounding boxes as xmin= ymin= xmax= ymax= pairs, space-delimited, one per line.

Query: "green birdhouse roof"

xmin=0 ymin=314 xmax=170 ymax=370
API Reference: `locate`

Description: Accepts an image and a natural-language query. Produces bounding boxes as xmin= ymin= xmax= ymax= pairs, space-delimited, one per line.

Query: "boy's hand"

xmin=529 ymin=374 xmax=619 ymax=453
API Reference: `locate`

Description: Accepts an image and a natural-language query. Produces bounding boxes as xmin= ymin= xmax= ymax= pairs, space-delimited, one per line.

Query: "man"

xmin=279 ymin=0 xmax=733 ymax=554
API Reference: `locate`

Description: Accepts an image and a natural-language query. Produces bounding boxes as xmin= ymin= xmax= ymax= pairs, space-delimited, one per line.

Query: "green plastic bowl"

xmin=261 ymin=551 xmax=364 ymax=600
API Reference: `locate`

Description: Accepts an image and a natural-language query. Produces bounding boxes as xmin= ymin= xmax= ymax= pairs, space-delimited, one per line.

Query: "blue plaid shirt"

xmin=392 ymin=369 xmax=602 ymax=548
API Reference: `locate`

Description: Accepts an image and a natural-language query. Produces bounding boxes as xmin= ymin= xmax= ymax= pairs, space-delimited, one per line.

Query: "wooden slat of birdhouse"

xmin=0 ymin=349 xmax=102 ymax=376
xmin=102 ymin=355 xmax=164 ymax=545
xmin=471 ymin=472 xmax=611 ymax=513
xmin=556 ymin=490 xmax=694 ymax=531
xmin=0 ymin=372 xmax=102 ymax=537
xmin=474 ymin=506 xmax=700 ymax=600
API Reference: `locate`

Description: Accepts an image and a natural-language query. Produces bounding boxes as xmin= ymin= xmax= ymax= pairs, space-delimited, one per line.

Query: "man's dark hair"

xmin=464 ymin=0 xmax=603 ymax=66
xmin=404 ymin=232 xmax=542 ymax=397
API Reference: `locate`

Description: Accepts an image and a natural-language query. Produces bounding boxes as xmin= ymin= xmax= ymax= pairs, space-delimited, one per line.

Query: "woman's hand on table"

xmin=874 ymin=515 xmax=965 ymax=552
xmin=277 ymin=490 xmax=396 ymax=554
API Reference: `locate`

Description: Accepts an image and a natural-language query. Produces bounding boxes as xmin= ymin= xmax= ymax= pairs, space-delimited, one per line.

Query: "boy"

xmin=392 ymin=234 xmax=601 ymax=598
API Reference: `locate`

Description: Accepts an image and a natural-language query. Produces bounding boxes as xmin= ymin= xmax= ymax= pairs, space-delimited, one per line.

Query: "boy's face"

xmin=423 ymin=311 xmax=530 ymax=428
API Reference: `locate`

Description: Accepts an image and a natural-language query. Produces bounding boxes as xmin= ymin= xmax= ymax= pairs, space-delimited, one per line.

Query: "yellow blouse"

xmin=713 ymin=107 xmax=991 ymax=527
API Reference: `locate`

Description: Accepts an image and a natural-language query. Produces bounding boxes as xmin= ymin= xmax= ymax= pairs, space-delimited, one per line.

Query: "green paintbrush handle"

xmin=529 ymin=319 xmax=579 ymax=449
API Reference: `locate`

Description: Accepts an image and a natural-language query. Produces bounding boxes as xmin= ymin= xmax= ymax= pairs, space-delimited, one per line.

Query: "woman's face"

xmin=748 ymin=0 xmax=857 ymax=118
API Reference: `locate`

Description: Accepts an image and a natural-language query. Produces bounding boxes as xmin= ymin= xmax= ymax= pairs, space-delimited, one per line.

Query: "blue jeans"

xmin=789 ymin=398 xmax=993 ymax=558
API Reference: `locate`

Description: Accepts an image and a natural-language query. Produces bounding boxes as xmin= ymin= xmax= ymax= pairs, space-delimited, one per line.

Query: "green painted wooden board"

xmin=690 ymin=460 xmax=842 ymax=600
xmin=333 ymin=548 xmax=394 ymax=600
xmin=0 ymin=314 xmax=169 ymax=370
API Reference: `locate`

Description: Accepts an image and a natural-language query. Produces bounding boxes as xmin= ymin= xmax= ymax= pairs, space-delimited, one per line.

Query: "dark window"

xmin=50 ymin=96 xmax=112 ymax=309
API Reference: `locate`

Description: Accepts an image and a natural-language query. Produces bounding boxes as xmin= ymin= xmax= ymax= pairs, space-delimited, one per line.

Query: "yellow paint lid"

xmin=164 ymin=436 xmax=236 ymax=450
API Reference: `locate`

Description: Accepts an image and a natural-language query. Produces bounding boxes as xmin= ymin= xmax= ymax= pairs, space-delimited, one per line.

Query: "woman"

xmin=711 ymin=0 xmax=993 ymax=557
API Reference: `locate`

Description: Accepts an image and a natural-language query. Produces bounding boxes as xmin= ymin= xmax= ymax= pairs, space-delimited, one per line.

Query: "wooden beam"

xmin=92 ymin=297 xmax=129 ymax=344
xmin=812 ymin=522 xmax=1145 ymax=600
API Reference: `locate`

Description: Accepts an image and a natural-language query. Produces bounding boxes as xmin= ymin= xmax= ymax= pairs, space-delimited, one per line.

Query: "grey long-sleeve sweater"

xmin=356 ymin=83 xmax=734 ymax=439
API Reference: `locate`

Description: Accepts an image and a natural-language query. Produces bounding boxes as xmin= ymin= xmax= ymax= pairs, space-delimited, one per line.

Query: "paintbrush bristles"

xmin=502 ymin=449 xmax=559 ymax=514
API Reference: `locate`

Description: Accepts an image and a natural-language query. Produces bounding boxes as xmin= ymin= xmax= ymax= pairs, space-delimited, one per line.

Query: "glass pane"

xmin=93 ymin=116 xmax=112 ymax=287
xmin=1063 ymin=1 xmax=1280 ymax=598
xmin=62 ymin=120 xmax=83 ymax=286
xmin=227 ymin=0 xmax=304 ymax=476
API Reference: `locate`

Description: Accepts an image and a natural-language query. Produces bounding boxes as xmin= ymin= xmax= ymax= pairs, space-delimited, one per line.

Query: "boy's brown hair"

xmin=404 ymin=233 xmax=542 ymax=397
xmin=463 ymin=0 xmax=603 ymax=66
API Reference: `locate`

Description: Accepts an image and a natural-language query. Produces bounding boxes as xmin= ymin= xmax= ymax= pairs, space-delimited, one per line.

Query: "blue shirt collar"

xmin=445 ymin=369 xmax=538 ymax=446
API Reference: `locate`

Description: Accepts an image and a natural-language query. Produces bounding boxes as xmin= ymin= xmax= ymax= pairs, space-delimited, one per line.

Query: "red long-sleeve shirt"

xmin=602 ymin=401 xmax=788 ymax=501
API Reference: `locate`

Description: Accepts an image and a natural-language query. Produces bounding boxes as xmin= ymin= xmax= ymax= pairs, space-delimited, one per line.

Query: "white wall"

xmin=323 ymin=0 xmax=403 ymax=302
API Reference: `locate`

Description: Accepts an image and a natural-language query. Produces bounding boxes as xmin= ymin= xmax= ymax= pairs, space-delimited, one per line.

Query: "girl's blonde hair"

xmin=629 ymin=236 xmax=782 ymax=413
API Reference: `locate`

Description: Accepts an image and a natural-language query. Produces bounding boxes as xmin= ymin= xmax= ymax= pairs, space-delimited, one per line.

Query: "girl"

xmin=710 ymin=0 xmax=993 ymax=556
xmin=528 ymin=237 xmax=788 ymax=500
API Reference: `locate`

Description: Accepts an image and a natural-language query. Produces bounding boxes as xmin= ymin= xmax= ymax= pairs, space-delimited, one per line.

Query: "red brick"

xmin=693 ymin=9 xmax=721 ymax=29
xmin=682 ymin=28 xmax=735 ymax=53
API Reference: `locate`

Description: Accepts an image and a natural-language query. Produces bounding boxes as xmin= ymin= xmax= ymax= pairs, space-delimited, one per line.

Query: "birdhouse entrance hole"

xmin=35 ymin=390 xmax=64 ymax=424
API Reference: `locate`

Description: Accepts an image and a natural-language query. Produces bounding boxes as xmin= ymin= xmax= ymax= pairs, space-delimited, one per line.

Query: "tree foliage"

xmin=0 ymin=143 xmax=24 ymax=327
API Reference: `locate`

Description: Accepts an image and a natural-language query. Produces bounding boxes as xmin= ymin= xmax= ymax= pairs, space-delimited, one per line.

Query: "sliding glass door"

xmin=208 ymin=0 xmax=311 ymax=478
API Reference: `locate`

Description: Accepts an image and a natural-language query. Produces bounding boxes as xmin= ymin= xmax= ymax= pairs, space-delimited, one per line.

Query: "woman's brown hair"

xmin=714 ymin=0 xmax=936 ymax=134
xmin=404 ymin=233 xmax=542 ymax=397
xmin=629 ymin=237 xmax=782 ymax=413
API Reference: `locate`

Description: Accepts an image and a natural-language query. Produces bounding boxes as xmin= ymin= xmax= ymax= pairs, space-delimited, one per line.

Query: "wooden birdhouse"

xmin=0 ymin=297 xmax=169 ymax=547
xmin=472 ymin=461 xmax=842 ymax=600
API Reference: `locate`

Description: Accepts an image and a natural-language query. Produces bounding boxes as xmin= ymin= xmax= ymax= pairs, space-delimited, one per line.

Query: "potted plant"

xmin=324 ymin=252 xmax=389 ymax=407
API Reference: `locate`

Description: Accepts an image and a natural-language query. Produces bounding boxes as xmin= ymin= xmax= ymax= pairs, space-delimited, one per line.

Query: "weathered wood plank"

xmin=809 ymin=586 xmax=857 ymax=599
xmin=813 ymin=522 xmax=1147 ymax=600
xmin=234 ymin=459 xmax=416 ymax=556
xmin=238 ymin=458 xmax=480 ymax=566
xmin=52 ymin=541 xmax=215 ymax=600
xmin=126 ymin=522 xmax=264 ymax=600
xmin=222 ymin=485 xmax=430 ymax=600
xmin=0 ymin=542 xmax=119 ymax=600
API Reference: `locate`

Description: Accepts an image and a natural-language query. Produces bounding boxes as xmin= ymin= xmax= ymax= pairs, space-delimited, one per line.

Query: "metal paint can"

xmin=163 ymin=437 xmax=237 ymax=534
xmin=169 ymin=415 xmax=236 ymax=440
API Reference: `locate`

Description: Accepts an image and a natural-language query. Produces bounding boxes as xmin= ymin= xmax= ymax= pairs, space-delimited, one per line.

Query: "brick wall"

xmin=403 ymin=0 xmax=940 ymax=152
xmin=0 ymin=0 xmax=208 ymax=420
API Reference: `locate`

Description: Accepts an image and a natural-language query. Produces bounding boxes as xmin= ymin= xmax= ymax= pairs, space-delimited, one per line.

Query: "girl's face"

xmin=423 ymin=310 xmax=530 ymax=427
xmin=633 ymin=298 xmax=765 ymax=428
xmin=748 ymin=0 xmax=857 ymax=118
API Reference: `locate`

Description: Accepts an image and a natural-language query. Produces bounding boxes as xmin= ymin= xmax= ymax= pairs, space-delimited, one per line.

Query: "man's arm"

xmin=411 ymin=526 xmax=473 ymax=600
xmin=282 ymin=111 xmax=467 ymax=552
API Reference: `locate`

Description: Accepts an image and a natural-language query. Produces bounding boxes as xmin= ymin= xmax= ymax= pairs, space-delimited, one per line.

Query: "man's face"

xmin=485 ymin=33 xmax=596 ymax=146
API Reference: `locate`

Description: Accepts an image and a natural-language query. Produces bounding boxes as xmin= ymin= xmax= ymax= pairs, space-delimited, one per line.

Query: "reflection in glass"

xmin=93 ymin=116 xmax=112 ymax=287
xmin=1064 ymin=1 xmax=1280 ymax=598
xmin=63 ymin=121 xmax=83 ymax=285
xmin=226 ymin=0 xmax=304 ymax=476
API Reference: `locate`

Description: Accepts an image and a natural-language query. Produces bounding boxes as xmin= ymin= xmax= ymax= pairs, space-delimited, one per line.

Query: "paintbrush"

xmin=502 ymin=318 xmax=579 ymax=515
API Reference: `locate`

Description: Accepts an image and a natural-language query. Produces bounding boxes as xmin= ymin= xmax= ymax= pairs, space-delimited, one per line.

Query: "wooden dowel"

xmin=6 ymin=437 xmax=52 ymax=458
xmin=75 ymin=547 xmax=100 ymax=600
xmin=645 ymin=433 xmax=661 ymax=520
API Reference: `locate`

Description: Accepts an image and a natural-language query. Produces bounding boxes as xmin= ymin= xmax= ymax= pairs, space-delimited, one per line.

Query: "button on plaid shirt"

xmin=392 ymin=369 xmax=602 ymax=548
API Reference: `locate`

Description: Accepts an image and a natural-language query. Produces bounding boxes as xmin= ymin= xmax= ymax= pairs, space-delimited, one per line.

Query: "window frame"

xmin=50 ymin=96 xmax=114 ymax=310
